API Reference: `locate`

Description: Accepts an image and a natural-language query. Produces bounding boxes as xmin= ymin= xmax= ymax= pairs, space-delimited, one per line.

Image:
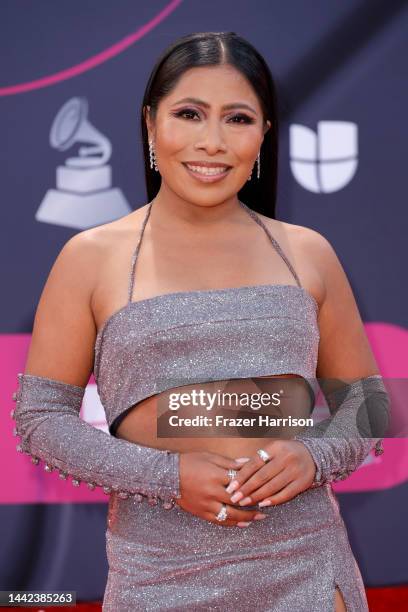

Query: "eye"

xmin=228 ymin=113 xmax=255 ymax=125
xmin=173 ymin=108 xmax=200 ymax=120
xmin=173 ymin=108 xmax=255 ymax=124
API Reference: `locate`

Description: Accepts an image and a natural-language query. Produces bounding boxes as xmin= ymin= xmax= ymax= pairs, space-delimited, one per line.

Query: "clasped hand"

xmin=228 ymin=439 xmax=317 ymax=507
xmin=177 ymin=440 xmax=317 ymax=527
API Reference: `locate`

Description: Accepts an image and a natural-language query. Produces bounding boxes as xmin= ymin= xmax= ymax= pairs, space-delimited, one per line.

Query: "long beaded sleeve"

xmin=294 ymin=374 xmax=390 ymax=486
xmin=12 ymin=372 xmax=181 ymax=508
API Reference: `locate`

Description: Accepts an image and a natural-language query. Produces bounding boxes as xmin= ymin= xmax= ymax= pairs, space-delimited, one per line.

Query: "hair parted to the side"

xmin=140 ymin=31 xmax=280 ymax=218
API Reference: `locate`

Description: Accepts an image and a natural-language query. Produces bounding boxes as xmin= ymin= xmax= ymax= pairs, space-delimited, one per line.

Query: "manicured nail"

xmin=258 ymin=500 xmax=272 ymax=507
xmin=238 ymin=496 xmax=252 ymax=506
xmin=230 ymin=491 xmax=244 ymax=503
xmin=237 ymin=521 xmax=251 ymax=527
xmin=253 ymin=513 xmax=267 ymax=520
xmin=235 ymin=457 xmax=250 ymax=463
xmin=225 ymin=480 xmax=239 ymax=494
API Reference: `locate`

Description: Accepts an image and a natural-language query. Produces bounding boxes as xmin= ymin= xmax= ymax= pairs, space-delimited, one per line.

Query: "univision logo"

xmin=290 ymin=121 xmax=358 ymax=193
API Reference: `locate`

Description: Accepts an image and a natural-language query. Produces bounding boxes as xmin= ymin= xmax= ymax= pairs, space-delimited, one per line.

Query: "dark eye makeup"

xmin=172 ymin=108 xmax=255 ymax=124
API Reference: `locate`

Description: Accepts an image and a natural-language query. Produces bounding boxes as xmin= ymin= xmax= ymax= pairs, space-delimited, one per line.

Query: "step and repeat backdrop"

xmin=1 ymin=0 xmax=407 ymax=601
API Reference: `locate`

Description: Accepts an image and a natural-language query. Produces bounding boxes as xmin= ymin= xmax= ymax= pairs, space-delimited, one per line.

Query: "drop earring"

xmin=247 ymin=150 xmax=261 ymax=181
xmin=149 ymin=138 xmax=159 ymax=171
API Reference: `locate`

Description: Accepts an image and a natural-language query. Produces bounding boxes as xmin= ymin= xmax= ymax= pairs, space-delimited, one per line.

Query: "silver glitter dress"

xmin=13 ymin=200 xmax=388 ymax=611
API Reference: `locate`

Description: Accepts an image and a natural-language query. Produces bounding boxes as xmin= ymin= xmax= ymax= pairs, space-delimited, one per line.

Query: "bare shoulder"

xmin=68 ymin=205 xmax=147 ymax=249
xmin=76 ymin=206 xmax=150 ymax=323
xmin=63 ymin=205 xmax=148 ymax=288
xmin=24 ymin=206 xmax=148 ymax=385
xmin=263 ymin=222 xmax=380 ymax=379
xmin=255 ymin=213 xmax=333 ymax=308
xmin=257 ymin=213 xmax=330 ymax=254
xmin=277 ymin=218 xmax=337 ymax=270
xmin=259 ymin=217 xmax=376 ymax=376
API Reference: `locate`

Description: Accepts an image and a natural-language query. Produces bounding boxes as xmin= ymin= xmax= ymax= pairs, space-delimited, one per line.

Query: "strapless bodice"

xmin=93 ymin=283 xmax=320 ymax=436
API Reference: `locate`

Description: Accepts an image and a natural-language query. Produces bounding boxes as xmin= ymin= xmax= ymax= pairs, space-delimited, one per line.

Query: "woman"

xmin=13 ymin=32 xmax=388 ymax=611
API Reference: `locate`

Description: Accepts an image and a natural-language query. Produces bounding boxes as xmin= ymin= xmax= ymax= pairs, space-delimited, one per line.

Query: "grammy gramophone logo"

xmin=36 ymin=97 xmax=131 ymax=229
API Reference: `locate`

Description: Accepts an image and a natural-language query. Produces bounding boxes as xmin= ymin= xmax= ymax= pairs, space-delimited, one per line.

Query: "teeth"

xmin=185 ymin=164 xmax=229 ymax=176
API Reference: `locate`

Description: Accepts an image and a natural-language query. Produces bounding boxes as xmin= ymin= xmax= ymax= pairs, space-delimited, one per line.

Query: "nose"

xmin=194 ymin=116 xmax=227 ymax=154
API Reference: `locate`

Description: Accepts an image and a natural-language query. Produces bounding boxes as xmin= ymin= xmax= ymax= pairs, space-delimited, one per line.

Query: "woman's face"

xmin=145 ymin=64 xmax=271 ymax=207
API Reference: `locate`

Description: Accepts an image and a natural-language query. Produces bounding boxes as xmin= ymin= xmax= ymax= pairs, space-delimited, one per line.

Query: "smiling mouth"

xmin=182 ymin=162 xmax=232 ymax=176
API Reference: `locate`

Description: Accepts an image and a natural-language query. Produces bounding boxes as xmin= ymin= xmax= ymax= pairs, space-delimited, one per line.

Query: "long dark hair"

xmin=140 ymin=31 xmax=279 ymax=218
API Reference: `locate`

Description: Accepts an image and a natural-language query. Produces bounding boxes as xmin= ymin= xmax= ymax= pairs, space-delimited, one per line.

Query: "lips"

xmin=182 ymin=162 xmax=232 ymax=182
xmin=182 ymin=162 xmax=232 ymax=175
xmin=183 ymin=161 xmax=232 ymax=169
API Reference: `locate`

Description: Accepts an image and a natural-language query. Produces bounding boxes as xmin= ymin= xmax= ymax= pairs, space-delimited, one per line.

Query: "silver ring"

xmin=227 ymin=469 xmax=237 ymax=481
xmin=257 ymin=448 xmax=271 ymax=463
xmin=215 ymin=503 xmax=228 ymax=522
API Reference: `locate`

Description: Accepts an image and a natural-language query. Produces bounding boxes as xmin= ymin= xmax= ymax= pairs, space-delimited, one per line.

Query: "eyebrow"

xmin=172 ymin=97 xmax=258 ymax=114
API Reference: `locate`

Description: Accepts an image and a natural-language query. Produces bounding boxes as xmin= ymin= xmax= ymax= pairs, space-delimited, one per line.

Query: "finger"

xmin=207 ymin=502 xmax=268 ymax=527
xmin=235 ymin=469 xmax=292 ymax=506
xmin=210 ymin=454 xmax=248 ymax=471
xmin=216 ymin=482 xmax=270 ymax=510
xmin=213 ymin=464 xmax=244 ymax=488
xmin=228 ymin=459 xmax=282 ymax=503
xmin=226 ymin=446 xmax=278 ymax=493
xmin=224 ymin=455 xmax=264 ymax=493
xmin=258 ymin=480 xmax=303 ymax=507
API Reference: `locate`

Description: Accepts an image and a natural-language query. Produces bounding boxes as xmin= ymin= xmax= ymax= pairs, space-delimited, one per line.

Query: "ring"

xmin=227 ymin=469 xmax=237 ymax=481
xmin=215 ymin=503 xmax=228 ymax=522
xmin=257 ymin=448 xmax=271 ymax=463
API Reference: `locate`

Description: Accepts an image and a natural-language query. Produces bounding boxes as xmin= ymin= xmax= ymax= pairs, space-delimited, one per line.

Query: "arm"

xmin=12 ymin=231 xmax=181 ymax=508
xmin=293 ymin=231 xmax=390 ymax=486
xmin=294 ymin=375 xmax=389 ymax=486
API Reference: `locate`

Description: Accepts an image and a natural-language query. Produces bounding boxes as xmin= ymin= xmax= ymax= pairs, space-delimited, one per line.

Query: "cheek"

xmin=157 ymin=120 xmax=191 ymax=153
xmin=230 ymin=131 xmax=262 ymax=161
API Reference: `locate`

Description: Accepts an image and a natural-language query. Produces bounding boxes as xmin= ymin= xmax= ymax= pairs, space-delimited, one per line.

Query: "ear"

xmin=263 ymin=119 xmax=271 ymax=136
xmin=144 ymin=105 xmax=154 ymax=138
